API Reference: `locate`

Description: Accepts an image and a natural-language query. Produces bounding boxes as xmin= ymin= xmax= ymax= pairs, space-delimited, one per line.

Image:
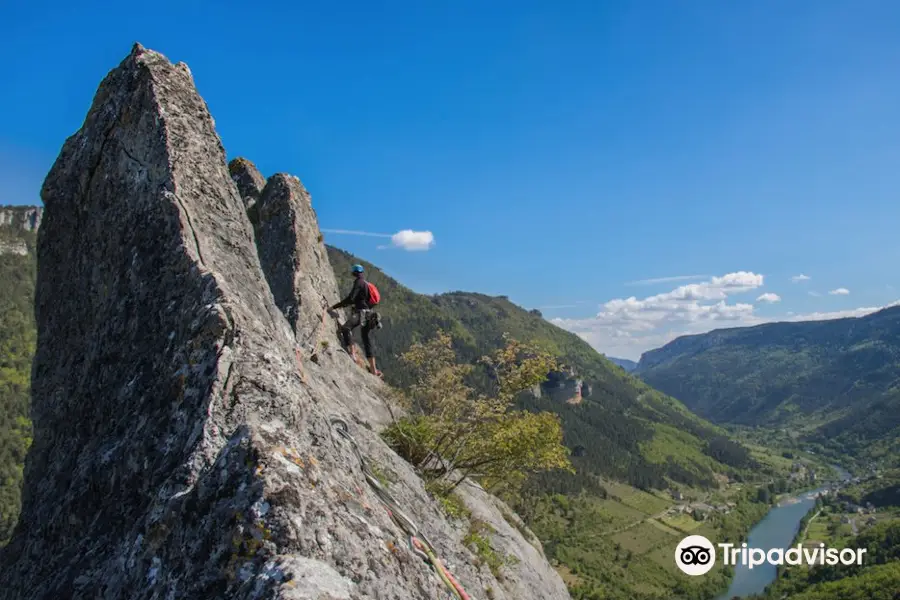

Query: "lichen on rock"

xmin=0 ymin=43 xmax=570 ymax=600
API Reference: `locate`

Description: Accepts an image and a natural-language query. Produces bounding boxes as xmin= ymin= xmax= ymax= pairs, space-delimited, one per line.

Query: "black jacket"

xmin=333 ymin=276 xmax=370 ymax=311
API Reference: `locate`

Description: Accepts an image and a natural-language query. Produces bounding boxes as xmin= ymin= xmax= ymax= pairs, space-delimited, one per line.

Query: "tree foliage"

xmin=0 ymin=225 xmax=37 ymax=546
xmin=382 ymin=330 xmax=572 ymax=492
xmin=637 ymin=307 xmax=900 ymax=464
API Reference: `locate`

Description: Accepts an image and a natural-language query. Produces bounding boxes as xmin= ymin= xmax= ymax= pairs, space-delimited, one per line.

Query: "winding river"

xmin=714 ymin=465 xmax=852 ymax=599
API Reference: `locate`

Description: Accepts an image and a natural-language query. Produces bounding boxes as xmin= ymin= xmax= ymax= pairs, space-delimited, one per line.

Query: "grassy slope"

xmin=636 ymin=309 xmax=900 ymax=464
xmin=0 ymin=225 xmax=36 ymax=546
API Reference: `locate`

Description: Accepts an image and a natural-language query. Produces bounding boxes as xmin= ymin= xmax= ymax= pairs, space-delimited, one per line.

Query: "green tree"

xmin=382 ymin=330 xmax=572 ymax=492
xmin=0 ymin=228 xmax=37 ymax=546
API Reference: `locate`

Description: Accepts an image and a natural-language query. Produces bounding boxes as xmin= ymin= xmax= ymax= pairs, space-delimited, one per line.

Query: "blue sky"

xmin=3 ymin=1 xmax=900 ymax=359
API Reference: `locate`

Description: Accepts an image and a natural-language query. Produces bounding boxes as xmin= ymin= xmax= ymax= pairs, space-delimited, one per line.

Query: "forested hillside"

xmin=636 ymin=309 xmax=900 ymax=464
xmin=328 ymin=246 xmax=790 ymax=599
xmin=328 ymin=246 xmax=756 ymax=492
xmin=608 ymin=357 xmax=638 ymax=372
xmin=0 ymin=221 xmax=37 ymax=546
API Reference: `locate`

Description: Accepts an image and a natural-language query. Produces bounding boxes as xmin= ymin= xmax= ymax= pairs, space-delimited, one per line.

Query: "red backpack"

xmin=366 ymin=281 xmax=381 ymax=306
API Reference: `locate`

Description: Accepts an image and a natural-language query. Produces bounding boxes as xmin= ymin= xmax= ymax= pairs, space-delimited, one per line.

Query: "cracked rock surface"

xmin=230 ymin=157 xmax=266 ymax=226
xmin=0 ymin=43 xmax=570 ymax=600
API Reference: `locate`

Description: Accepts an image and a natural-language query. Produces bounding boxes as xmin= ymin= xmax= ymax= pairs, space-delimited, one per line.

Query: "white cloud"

xmin=782 ymin=301 xmax=900 ymax=322
xmin=828 ymin=288 xmax=850 ymax=296
xmin=809 ymin=291 xmax=821 ymax=297
xmin=321 ymin=229 xmax=391 ymax=238
xmin=537 ymin=301 xmax=589 ymax=310
xmin=322 ymin=228 xmax=436 ymax=251
xmin=551 ymin=271 xmax=766 ymax=360
xmin=625 ymin=274 xmax=711 ymax=286
xmin=791 ymin=274 xmax=811 ymax=282
xmin=388 ymin=230 xmax=435 ymax=251
xmin=551 ymin=270 xmax=899 ymax=361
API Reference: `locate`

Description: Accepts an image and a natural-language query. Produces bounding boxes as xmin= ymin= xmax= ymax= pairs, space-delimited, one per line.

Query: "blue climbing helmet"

xmin=351 ymin=264 xmax=364 ymax=274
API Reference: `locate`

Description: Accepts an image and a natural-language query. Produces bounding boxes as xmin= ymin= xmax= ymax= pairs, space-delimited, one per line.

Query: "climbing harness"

xmin=329 ymin=417 xmax=471 ymax=600
xmin=362 ymin=309 xmax=383 ymax=330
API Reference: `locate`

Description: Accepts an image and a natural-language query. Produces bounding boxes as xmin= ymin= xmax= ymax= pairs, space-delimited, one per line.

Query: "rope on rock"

xmin=329 ymin=417 xmax=471 ymax=600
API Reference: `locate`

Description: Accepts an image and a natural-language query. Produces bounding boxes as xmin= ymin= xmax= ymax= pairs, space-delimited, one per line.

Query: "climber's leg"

xmin=340 ymin=311 xmax=361 ymax=359
xmin=362 ymin=323 xmax=381 ymax=377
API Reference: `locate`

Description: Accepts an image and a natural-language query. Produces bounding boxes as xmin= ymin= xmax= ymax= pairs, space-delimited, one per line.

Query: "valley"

xmin=326 ymin=245 xmax=857 ymax=599
xmin=1 ymin=206 xmax=896 ymax=599
xmin=636 ymin=313 xmax=900 ymax=467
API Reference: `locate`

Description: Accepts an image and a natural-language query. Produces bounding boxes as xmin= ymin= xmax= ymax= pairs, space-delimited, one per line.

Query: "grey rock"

xmin=0 ymin=205 xmax=43 ymax=231
xmin=256 ymin=173 xmax=338 ymax=338
xmin=0 ymin=43 xmax=570 ymax=600
xmin=0 ymin=239 xmax=28 ymax=256
xmin=229 ymin=158 xmax=266 ymax=225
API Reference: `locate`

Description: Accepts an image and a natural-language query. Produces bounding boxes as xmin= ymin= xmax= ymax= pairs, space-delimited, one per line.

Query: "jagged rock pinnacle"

xmin=229 ymin=157 xmax=267 ymax=225
xmin=0 ymin=44 xmax=571 ymax=600
xmin=256 ymin=173 xmax=338 ymax=336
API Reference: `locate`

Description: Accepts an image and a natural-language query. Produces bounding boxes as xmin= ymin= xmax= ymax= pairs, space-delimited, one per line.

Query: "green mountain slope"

xmin=636 ymin=308 xmax=900 ymax=464
xmin=328 ymin=246 xmax=802 ymax=599
xmin=0 ymin=218 xmax=37 ymax=546
xmin=608 ymin=357 xmax=638 ymax=372
xmin=328 ymin=246 xmax=755 ymax=491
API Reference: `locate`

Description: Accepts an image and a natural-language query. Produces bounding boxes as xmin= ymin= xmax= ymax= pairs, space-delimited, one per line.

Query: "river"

xmin=714 ymin=465 xmax=852 ymax=599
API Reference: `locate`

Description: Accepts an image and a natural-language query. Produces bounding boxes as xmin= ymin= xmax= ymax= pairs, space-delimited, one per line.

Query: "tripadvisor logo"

xmin=675 ymin=535 xmax=868 ymax=576
xmin=675 ymin=535 xmax=716 ymax=576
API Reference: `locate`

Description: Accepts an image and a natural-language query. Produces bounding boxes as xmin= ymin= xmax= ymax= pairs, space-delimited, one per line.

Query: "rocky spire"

xmin=0 ymin=43 xmax=570 ymax=600
xmin=229 ymin=157 xmax=266 ymax=225
xmin=255 ymin=172 xmax=339 ymax=336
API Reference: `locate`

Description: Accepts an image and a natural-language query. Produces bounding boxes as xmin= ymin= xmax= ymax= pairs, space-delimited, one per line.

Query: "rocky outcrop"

xmin=542 ymin=369 xmax=585 ymax=405
xmin=229 ymin=158 xmax=266 ymax=226
xmin=255 ymin=173 xmax=338 ymax=337
xmin=0 ymin=239 xmax=28 ymax=256
xmin=0 ymin=207 xmax=40 ymax=255
xmin=0 ymin=43 xmax=570 ymax=600
xmin=0 ymin=206 xmax=43 ymax=231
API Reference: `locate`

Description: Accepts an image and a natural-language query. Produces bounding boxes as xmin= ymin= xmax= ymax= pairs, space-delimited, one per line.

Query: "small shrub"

xmin=464 ymin=519 xmax=518 ymax=578
xmin=369 ymin=462 xmax=395 ymax=488
xmin=381 ymin=331 xmax=572 ymax=492
xmin=426 ymin=480 xmax=471 ymax=521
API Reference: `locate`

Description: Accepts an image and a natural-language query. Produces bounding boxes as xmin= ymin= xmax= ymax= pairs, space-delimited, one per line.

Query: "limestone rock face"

xmin=0 ymin=239 xmax=28 ymax=256
xmin=255 ymin=173 xmax=339 ymax=336
xmin=229 ymin=157 xmax=266 ymax=225
xmin=0 ymin=206 xmax=43 ymax=231
xmin=0 ymin=44 xmax=570 ymax=600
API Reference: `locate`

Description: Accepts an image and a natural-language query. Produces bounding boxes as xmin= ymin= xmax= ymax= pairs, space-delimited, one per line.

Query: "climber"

xmin=329 ymin=264 xmax=382 ymax=377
